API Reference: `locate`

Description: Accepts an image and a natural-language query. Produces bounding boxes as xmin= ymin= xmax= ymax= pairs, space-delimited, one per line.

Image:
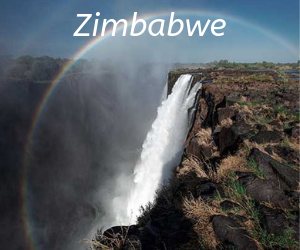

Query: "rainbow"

xmin=21 ymin=10 xmax=298 ymax=250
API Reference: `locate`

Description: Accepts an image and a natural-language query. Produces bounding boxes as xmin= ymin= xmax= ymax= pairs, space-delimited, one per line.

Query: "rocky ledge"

xmin=91 ymin=69 xmax=299 ymax=250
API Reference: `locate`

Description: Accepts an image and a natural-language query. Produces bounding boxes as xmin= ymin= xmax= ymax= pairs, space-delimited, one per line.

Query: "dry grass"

xmin=88 ymin=239 xmax=113 ymax=250
xmin=244 ymin=140 xmax=269 ymax=154
xmin=235 ymin=102 xmax=277 ymax=130
xmin=195 ymin=128 xmax=213 ymax=145
xmin=178 ymin=156 xmax=219 ymax=182
xmin=182 ymin=196 xmax=223 ymax=249
xmin=216 ymin=149 xmax=248 ymax=182
xmin=220 ymin=117 xmax=234 ymax=127
xmin=213 ymin=118 xmax=234 ymax=137
xmin=194 ymin=128 xmax=219 ymax=159
xmin=87 ymin=227 xmax=139 ymax=250
xmin=178 ymin=157 xmax=209 ymax=179
xmin=235 ymin=103 xmax=254 ymax=114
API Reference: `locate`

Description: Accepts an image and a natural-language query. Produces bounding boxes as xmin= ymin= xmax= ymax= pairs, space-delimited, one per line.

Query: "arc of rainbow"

xmin=21 ymin=9 xmax=299 ymax=250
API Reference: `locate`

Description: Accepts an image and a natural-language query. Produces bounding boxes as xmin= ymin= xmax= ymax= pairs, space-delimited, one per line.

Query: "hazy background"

xmin=0 ymin=59 xmax=170 ymax=250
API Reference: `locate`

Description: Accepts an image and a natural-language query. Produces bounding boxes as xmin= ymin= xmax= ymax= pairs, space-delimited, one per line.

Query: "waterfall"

xmin=114 ymin=74 xmax=201 ymax=224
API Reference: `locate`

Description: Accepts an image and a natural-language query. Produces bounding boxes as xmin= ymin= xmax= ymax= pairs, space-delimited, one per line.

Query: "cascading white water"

xmin=114 ymin=74 xmax=201 ymax=224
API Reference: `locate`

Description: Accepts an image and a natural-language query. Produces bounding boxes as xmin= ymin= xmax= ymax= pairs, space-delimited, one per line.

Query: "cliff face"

xmin=177 ymin=69 xmax=299 ymax=249
xmin=92 ymin=69 xmax=299 ymax=250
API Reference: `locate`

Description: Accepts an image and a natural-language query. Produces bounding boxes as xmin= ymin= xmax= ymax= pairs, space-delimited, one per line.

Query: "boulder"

xmin=233 ymin=120 xmax=253 ymax=136
xmin=196 ymin=182 xmax=216 ymax=196
xmin=229 ymin=214 xmax=248 ymax=223
xmin=175 ymin=172 xmax=208 ymax=198
xmin=220 ymin=200 xmax=240 ymax=211
xmin=248 ymin=148 xmax=276 ymax=180
xmin=186 ymin=137 xmax=214 ymax=160
xmin=216 ymin=121 xmax=252 ymax=155
xmin=226 ymin=94 xmax=240 ymax=107
xmin=103 ymin=225 xmax=140 ymax=238
xmin=217 ymin=107 xmax=237 ymax=123
xmin=238 ymin=174 xmax=291 ymax=209
xmin=249 ymin=148 xmax=299 ymax=191
xmin=250 ymin=130 xmax=283 ymax=144
xmin=218 ymin=126 xmax=240 ymax=155
xmin=236 ymin=111 xmax=251 ymax=123
xmin=256 ymin=124 xmax=267 ymax=131
xmin=265 ymin=146 xmax=299 ymax=165
xmin=269 ymin=161 xmax=299 ymax=190
xmin=260 ymin=205 xmax=288 ymax=236
xmin=212 ymin=215 xmax=258 ymax=250
xmin=212 ymin=126 xmax=223 ymax=147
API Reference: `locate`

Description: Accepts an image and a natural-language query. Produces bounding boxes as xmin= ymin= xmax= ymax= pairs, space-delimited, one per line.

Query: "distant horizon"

xmin=0 ymin=54 xmax=299 ymax=64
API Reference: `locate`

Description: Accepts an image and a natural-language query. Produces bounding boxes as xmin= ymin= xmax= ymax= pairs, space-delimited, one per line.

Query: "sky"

xmin=0 ymin=0 xmax=299 ymax=62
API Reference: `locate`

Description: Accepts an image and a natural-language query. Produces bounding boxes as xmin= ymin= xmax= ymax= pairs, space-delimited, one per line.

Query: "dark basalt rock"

xmin=141 ymin=209 xmax=193 ymax=249
xmin=233 ymin=120 xmax=252 ymax=136
xmin=220 ymin=200 xmax=240 ymax=211
xmin=212 ymin=215 xmax=259 ymax=250
xmin=269 ymin=160 xmax=299 ymax=190
xmin=138 ymin=228 xmax=158 ymax=250
xmin=236 ymin=111 xmax=251 ymax=123
xmin=174 ymin=171 xmax=210 ymax=198
xmin=265 ymin=145 xmax=299 ymax=165
xmin=260 ymin=205 xmax=289 ymax=236
xmin=217 ymin=126 xmax=242 ymax=156
xmin=284 ymin=123 xmax=300 ymax=141
xmin=186 ymin=137 xmax=214 ymax=160
xmin=248 ymin=148 xmax=276 ymax=180
xmin=250 ymin=130 xmax=283 ymax=144
xmin=255 ymin=124 xmax=267 ymax=131
xmin=216 ymin=121 xmax=252 ymax=156
xmin=249 ymin=148 xmax=299 ymax=191
xmin=201 ymin=92 xmax=215 ymax=129
xmin=261 ymin=204 xmax=299 ymax=241
xmin=212 ymin=126 xmax=223 ymax=147
xmin=217 ymin=107 xmax=237 ymax=123
xmin=226 ymin=94 xmax=241 ymax=107
xmin=196 ymin=182 xmax=216 ymax=196
xmin=235 ymin=171 xmax=256 ymax=179
xmin=229 ymin=214 xmax=248 ymax=223
xmin=101 ymin=222 xmax=198 ymax=250
xmin=103 ymin=225 xmax=140 ymax=238
xmin=238 ymin=174 xmax=291 ymax=209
